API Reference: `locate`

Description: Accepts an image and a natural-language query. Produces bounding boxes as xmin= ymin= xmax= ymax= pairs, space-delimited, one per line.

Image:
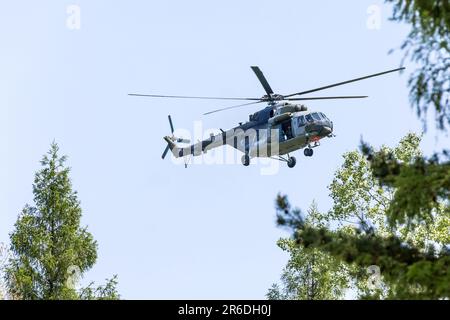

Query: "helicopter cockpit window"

xmin=298 ymin=116 xmax=306 ymax=127
xmin=312 ymin=112 xmax=321 ymax=121
xmin=305 ymin=114 xmax=314 ymax=122
xmin=320 ymin=112 xmax=329 ymax=121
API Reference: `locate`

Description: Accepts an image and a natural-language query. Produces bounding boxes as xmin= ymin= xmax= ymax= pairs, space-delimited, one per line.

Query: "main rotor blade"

xmin=161 ymin=145 xmax=170 ymax=159
xmin=168 ymin=115 xmax=174 ymax=133
xmin=128 ymin=93 xmax=260 ymax=101
xmin=203 ymin=101 xmax=264 ymax=115
xmin=285 ymin=95 xmax=368 ymax=101
xmin=284 ymin=67 xmax=405 ymax=98
xmin=251 ymin=66 xmax=274 ymax=96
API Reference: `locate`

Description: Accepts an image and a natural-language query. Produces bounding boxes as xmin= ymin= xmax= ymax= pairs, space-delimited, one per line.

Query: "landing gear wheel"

xmin=241 ymin=154 xmax=250 ymax=166
xmin=287 ymin=156 xmax=296 ymax=168
xmin=304 ymin=148 xmax=313 ymax=157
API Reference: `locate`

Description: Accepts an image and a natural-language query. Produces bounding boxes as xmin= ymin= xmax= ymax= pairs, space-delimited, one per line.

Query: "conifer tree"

xmin=4 ymin=143 xmax=119 ymax=300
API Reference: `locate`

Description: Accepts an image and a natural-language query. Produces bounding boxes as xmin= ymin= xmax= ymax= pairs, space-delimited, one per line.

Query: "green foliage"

xmin=79 ymin=275 xmax=120 ymax=300
xmin=329 ymin=133 xmax=448 ymax=246
xmin=269 ymin=201 xmax=351 ymax=300
xmin=386 ymin=0 xmax=450 ymax=130
xmin=270 ymin=0 xmax=450 ymax=299
xmin=275 ymin=134 xmax=450 ymax=299
xmin=275 ymin=194 xmax=305 ymax=232
xmin=295 ymin=225 xmax=450 ymax=299
xmin=362 ymin=143 xmax=450 ymax=228
xmin=4 ymin=143 xmax=119 ymax=300
xmin=329 ymin=133 xmax=421 ymax=224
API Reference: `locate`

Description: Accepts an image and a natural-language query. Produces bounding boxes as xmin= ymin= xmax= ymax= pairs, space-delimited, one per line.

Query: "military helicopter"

xmin=129 ymin=66 xmax=404 ymax=168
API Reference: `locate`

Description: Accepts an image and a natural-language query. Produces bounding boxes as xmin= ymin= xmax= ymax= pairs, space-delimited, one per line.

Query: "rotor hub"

xmin=261 ymin=94 xmax=284 ymax=101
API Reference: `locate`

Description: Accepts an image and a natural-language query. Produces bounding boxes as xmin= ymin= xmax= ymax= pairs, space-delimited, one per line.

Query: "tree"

xmin=275 ymin=134 xmax=450 ymax=299
xmin=270 ymin=0 xmax=450 ymax=299
xmin=0 ymin=243 xmax=6 ymax=299
xmin=267 ymin=201 xmax=351 ymax=300
xmin=4 ymin=143 xmax=119 ymax=300
xmin=386 ymin=0 xmax=450 ymax=131
xmin=79 ymin=275 xmax=120 ymax=300
xmin=329 ymin=133 xmax=448 ymax=248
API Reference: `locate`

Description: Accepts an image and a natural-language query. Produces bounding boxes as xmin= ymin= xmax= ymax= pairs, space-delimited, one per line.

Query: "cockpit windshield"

xmin=299 ymin=112 xmax=330 ymax=127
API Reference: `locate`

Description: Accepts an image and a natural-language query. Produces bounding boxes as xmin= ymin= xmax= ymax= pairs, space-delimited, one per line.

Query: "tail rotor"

xmin=161 ymin=115 xmax=190 ymax=159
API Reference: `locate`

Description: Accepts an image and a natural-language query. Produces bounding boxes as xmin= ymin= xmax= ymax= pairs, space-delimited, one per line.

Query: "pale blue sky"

xmin=1 ymin=1 xmax=448 ymax=299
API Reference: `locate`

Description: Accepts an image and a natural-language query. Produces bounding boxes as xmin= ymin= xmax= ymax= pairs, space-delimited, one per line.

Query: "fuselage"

xmin=234 ymin=103 xmax=334 ymax=157
xmin=165 ymin=102 xmax=334 ymax=159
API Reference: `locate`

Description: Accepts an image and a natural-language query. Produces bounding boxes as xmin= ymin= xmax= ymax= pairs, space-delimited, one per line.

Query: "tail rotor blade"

xmin=162 ymin=145 xmax=170 ymax=159
xmin=168 ymin=115 xmax=174 ymax=134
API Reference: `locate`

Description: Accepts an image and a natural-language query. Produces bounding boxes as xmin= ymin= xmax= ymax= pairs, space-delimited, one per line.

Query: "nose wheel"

xmin=304 ymin=148 xmax=313 ymax=157
xmin=270 ymin=154 xmax=297 ymax=168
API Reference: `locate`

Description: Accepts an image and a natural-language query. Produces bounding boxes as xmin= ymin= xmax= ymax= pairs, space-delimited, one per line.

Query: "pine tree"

xmin=4 ymin=143 xmax=119 ymax=300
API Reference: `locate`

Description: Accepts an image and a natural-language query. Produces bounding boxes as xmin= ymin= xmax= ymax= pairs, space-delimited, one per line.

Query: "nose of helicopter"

xmin=304 ymin=114 xmax=333 ymax=138
xmin=319 ymin=120 xmax=333 ymax=137
xmin=320 ymin=125 xmax=333 ymax=137
xmin=320 ymin=125 xmax=332 ymax=137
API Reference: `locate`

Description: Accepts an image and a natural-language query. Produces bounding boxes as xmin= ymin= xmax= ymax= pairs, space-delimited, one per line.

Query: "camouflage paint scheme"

xmin=164 ymin=102 xmax=333 ymax=159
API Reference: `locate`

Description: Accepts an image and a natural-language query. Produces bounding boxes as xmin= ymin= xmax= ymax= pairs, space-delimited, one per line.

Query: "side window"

xmin=305 ymin=114 xmax=313 ymax=122
xmin=312 ymin=112 xmax=321 ymax=121
xmin=298 ymin=116 xmax=306 ymax=127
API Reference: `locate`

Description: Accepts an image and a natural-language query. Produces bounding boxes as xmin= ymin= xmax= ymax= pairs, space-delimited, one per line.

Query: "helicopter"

xmin=129 ymin=66 xmax=404 ymax=168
